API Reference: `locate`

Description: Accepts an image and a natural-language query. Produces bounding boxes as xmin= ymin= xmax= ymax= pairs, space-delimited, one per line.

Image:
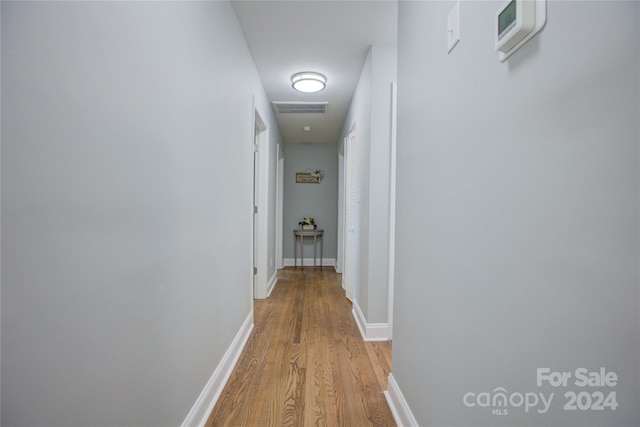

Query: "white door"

xmin=343 ymin=130 xmax=358 ymax=302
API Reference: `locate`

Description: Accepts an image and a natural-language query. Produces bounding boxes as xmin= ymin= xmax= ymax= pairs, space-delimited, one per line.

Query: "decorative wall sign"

xmin=296 ymin=169 xmax=324 ymax=184
xmin=296 ymin=172 xmax=320 ymax=184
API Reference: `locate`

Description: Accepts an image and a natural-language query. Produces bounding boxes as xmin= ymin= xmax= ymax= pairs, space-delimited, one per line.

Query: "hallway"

xmin=3 ymin=2 xmax=638 ymax=426
xmin=206 ymin=268 xmax=395 ymax=427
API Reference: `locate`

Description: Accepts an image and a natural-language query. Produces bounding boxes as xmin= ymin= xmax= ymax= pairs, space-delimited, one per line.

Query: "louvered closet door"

xmin=344 ymin=130 xmax=358 ymax=301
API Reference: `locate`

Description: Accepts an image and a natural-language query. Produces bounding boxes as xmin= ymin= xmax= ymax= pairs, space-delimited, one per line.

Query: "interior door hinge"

xmin=254 ymin=205 xmax=258 ymax=214
xmin=253 ymin=267 xmax=257 ymax=275
xmin=254 ymin=143 xmax=259 ymax=153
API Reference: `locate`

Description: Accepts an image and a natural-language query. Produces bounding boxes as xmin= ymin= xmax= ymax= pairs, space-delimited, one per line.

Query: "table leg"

xmin=320 ymin=235 xmax=323 ymax=268
xmin=301 ymin=236 xmax=304 ymax=269
xmin=294 ymin=234 xmax=297 ymax=268
xmin=313 ymin=235 xmax=317 ymax=268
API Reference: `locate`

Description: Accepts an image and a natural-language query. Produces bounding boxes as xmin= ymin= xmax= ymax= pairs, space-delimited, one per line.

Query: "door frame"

xmin=387 ymin=82 xmax=397 ymax=339
xmin=253 ymin=105 xmax=269 ymax=299
xmin=275 ymin=144 xmax=284 ymax=270
xmin=336 ymin=142 xmax=345 ymax=274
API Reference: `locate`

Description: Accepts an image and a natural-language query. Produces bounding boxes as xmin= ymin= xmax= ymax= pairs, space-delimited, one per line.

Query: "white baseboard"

xmin=352 ymin=300 xmax=390 ymax=341
xmin=345 ymin=288 xmax=354 ymax=302
xmin=181 ymin=311 xmax=253 ymax=427
xmin=384 ymin=373 xmax=419 ymax=427
xmin=266 ymin=272 xmax=277 ymax=298
xmin=283 ymin=258 xmax=336 ymax=268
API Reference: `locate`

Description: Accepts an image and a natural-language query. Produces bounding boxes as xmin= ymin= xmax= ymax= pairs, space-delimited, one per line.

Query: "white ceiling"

xmin=231 ymin=0 xmax=398 ymax=144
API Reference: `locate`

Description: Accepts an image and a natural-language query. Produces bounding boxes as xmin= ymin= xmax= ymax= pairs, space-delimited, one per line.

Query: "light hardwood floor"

xmin=206 ymin=267 xmax=395 ymax=427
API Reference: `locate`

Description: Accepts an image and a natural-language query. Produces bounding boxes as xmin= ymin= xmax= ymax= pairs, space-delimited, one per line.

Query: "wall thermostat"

xmin=495 ymin=0 xmax=546 ymax=61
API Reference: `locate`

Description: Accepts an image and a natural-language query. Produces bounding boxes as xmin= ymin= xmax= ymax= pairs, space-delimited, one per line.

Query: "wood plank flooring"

xmin=206 ymin=267 xmax=395 ymax=427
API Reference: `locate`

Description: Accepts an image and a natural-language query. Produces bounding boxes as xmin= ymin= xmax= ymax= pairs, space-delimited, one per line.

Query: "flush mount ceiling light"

xmin=291 ymin=72 xmax=327 ymax=93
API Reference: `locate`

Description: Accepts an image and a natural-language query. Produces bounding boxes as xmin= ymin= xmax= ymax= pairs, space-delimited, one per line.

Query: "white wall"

xmin=340 ymin=40 xmax=398 ymax=325
xmin=393 ymin=1 xmax=639 ymax=425
xmin=1 ymin=2 xmax=279 ymax=425
xmin=283 ymin=143 xmax=338 ymax=262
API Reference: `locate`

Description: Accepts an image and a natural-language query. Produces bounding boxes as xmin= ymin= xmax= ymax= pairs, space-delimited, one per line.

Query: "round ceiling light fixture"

xmin=291 ymin=72 xmax=327 ymax=93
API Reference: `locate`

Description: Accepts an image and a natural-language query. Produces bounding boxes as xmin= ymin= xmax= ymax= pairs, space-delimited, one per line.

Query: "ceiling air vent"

xmin=272 ymin=102 xmax=328 ymax=114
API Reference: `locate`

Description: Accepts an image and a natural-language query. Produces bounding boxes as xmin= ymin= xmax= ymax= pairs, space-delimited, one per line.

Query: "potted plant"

xmin=299 ymin=217 xmax=316 ymax=230
xmin=311 ymin=170 xmax=324 ymax=183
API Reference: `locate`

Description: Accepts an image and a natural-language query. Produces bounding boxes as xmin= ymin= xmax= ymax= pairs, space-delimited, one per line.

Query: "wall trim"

xmin=384 ymin=374 xmax=419 ymax=427
xmin=266 ymin=272 xmax=277 ymax=298
xmin=342 ymin=275 xmax=354 ymax=302
xmin=387 ymin=81 xmax=397 ymax=340
xmin=352 ymin=300 xmax=390 ymax=341
xmin=345 ymin=288 xmax=355 ymax=302
xmin=181 ymin=311 xmax=253 ymax=427
xmin=283 ymin=258 xmax=336 ymax=268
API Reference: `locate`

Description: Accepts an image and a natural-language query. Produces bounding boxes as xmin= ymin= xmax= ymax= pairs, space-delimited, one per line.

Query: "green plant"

xmin=298 ymin=217 xmax=315 ymax=226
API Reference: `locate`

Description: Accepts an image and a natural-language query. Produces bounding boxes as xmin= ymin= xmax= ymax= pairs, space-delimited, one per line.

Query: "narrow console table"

xmin=293 ymin=229 xmax=324 ymax=269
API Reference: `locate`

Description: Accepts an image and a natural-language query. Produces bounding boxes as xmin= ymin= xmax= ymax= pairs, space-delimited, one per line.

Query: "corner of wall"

xmin=352 ymin=299 xmax=390 ymax=341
